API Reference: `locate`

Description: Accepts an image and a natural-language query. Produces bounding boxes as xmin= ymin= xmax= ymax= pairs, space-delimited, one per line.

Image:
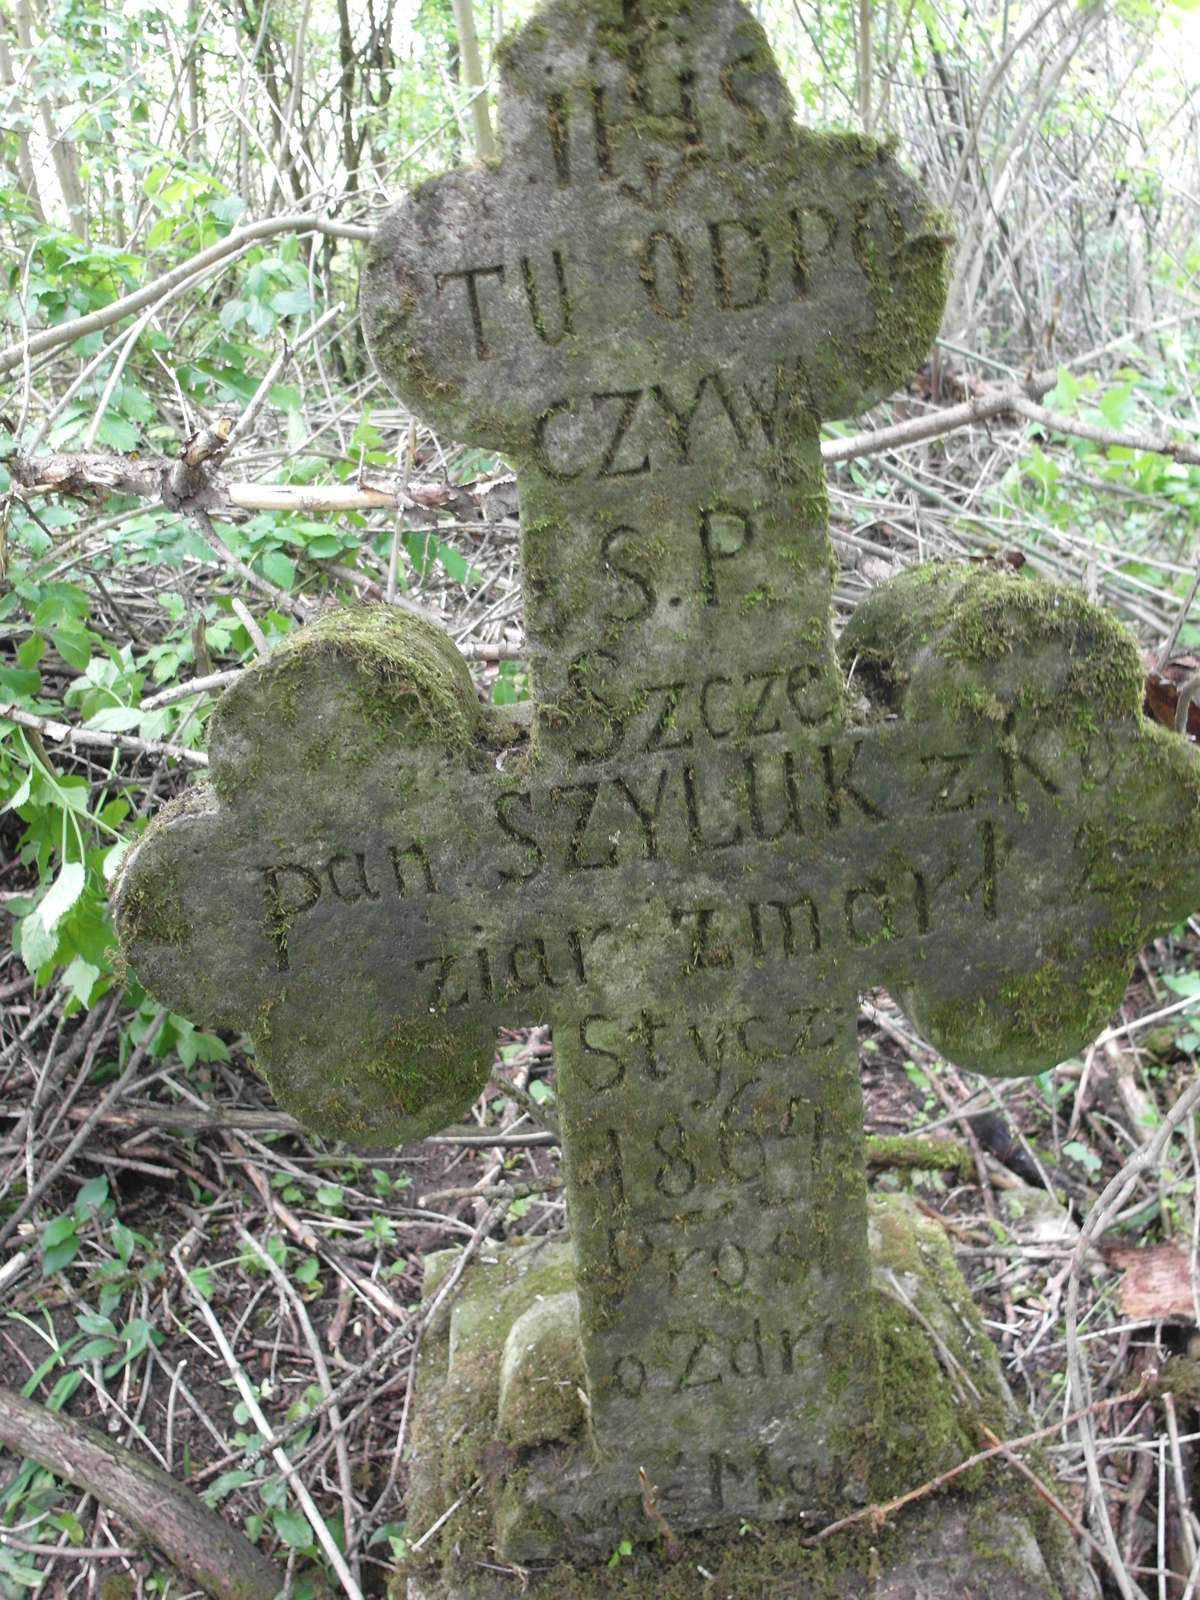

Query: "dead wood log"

xmin=0 ymin=1385 xmax=285 ymax=1600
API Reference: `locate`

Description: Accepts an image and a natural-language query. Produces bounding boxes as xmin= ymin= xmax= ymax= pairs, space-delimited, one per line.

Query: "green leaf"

xmin=62 ymin=955 xmax=100 ymax=1006
xmin=19 ymin=911 xmax=58 ymax=973
xmin=71 ymin=1336 xmax=122 ymax=1364
xmin=103 ymin=840 xmax=131 ymax=882
xmin=246 ymin=299 xmax=274 ymax=337
xmin=304 ymin=534 xmax=347 ymax=559
xmin=0 ymin=1549 xmax=45 ymax=1587
xmin=272 ymin=1509 xmax=314 ymax=1549
xmin=51 ymin=624 xmax=93 ymax=671
xmin=3 ymin=767 xmax=33 ymax=812
xmin=0 ymin=664 xmax=41 ymax=698
xmin=1062 ymin=1139 xmax=1102 ymax=1176
xmin=260 ymin=550 xmax=295 ymax=589
xmin=219 ymin=298 xmax=246 ymax=332
xmin=1046 ymin=365 xmax=1080 ymax=410
xmin=285 ymin=407 xmax=308 ymax=452
xmin=210 ymin=194 xmax=247 ymax=225
xmin=188 ymin=1265 xmax=215 ymax=1299
xmin=39 ymin=861 xmax=85 ymax=933
xmin=203 ymin=1469 xmax=256 ymax=1507
xmin=42 ymin=1214 xmax=77 ymax=1249
xmin=86 ymin=706 xmax=141 ymax=732
xmin=76 ymin=1312 xmax=116 ymax=1335
xmin=95 ymin=413 xmax=139 ymax=451
xmin=270 ymin=288 xmax=314 ymax=317
xmin=75 ymin=1175 xmax=109 ymax=1218
xmin=41 ymin=1238 xmax=79 ymax=1276
xmin=1098 ymin=383 xmax=1134 ymax=429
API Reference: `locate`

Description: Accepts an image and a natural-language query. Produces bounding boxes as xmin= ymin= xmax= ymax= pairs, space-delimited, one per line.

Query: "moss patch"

xmin=840 ymin=563 xmax=1144 ymax=726
xmin=255 ymin=1010 xmax=496 ymax=1148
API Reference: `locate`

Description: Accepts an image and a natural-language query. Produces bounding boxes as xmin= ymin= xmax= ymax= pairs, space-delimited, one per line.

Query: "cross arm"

xmin=842 ymin=563 xmax=1200 ymax=1076
xmin=114 ymin=609 xmax=537 ymax=1145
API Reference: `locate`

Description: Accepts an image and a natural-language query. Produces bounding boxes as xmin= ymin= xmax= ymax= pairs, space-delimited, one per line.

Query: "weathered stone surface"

xmin=114 ymin=0 xmax=1200 ymax=1585
xmin=401 ymin=1198 xmax=1093 ymax=1598
xmin=497 ymin=1290 xmax=585 ymax=1448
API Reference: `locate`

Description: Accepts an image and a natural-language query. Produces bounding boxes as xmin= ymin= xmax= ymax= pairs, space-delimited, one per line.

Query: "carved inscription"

xmin=568 ymin=661 xmax=834 ymax=761
xmin=429 ymin=195 xmax=899 ymax=362
xmin=252 ymin=798 xmax=1007 ymax=985
xmin=260 ymin=842 xmax=434 ymax=970
xmin=122 ymin=0 xmax=1197 ymax=1558
xmin=533 ymin=376 xmax=781 ymax=482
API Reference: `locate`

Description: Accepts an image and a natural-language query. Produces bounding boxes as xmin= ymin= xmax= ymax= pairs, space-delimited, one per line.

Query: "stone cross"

xmin=116 ymin=0 xmax=1200 ymax=1545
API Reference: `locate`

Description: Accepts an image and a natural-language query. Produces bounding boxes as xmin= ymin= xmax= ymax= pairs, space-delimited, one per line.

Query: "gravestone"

xmin=115 ymin=0 xmax=1200 ymax=1592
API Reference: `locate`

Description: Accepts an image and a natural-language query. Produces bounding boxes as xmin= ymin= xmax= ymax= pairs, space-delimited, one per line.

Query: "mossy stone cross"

xmin=117 ymin=0 xmax=1200 ymax=1537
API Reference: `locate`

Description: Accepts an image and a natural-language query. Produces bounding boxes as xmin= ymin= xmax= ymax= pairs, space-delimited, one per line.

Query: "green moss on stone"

xmin=263 ymin=605 xmax=480 ymax=749
xmin=113 ymin=786 xmax=214 ymax=951
xmin=400 ymin=1201 xmax=1081 ymax=1597
xmin=841 ymin=562 xmax=1144 ymax=726
xmin=254 ymin=1011 xmax=494 ymax=1148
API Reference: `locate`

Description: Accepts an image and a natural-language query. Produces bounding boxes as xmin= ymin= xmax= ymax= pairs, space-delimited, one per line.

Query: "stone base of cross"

xmin=402 ymin=1199 xmax=1090 ymax=1599
xmin=114 ymin=0 xmax=1200 ymax=1592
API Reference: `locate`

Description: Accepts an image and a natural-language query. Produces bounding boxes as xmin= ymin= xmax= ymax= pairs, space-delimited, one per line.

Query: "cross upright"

xmin=117 ymin=0 xmax=1200 ymax=1555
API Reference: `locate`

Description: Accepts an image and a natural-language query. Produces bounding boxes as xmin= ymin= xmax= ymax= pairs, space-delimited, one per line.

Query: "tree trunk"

xmin=0 ymin=17 xmax=43 ymax=220
xmin=450 ymin=0 xmax=496 ymax=161
xmin=13 ymin=0 xmax=85 ymax=234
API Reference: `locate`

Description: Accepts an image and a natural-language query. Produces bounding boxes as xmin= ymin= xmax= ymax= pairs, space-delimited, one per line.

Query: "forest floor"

xmin=3 ymin=965 xmax=1200 ymax=1598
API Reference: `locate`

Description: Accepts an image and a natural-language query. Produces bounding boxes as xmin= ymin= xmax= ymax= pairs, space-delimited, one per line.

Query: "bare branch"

xmin=0 ymin=704 xmax=209 ymax=767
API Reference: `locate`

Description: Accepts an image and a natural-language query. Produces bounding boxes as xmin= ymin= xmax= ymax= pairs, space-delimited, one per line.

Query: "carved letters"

xmin=431 ymin=197 xmax=907 ymax=368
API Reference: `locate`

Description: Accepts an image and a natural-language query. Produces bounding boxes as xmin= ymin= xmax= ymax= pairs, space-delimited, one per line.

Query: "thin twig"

xmin=807 ymin=1381 xmax=1150 ymax=1545
xmin=0 ymin=1009 xmax=167 ymax=1252
xmin=174 ymin=1248 xmax=366 ymax=1600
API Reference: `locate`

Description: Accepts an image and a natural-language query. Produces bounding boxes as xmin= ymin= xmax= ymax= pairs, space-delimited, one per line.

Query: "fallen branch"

xmin=0 ymin=1099 xmax=306 ymax=1134
xmin=1011 ymin=393 xmax=1200 ymax=466
xmin=14 ymin=374 xmax=1197 ymax=524
xmin=174 ymin=1249 xmax=365 ymax=1600
xmin=425 ymin=1129 xmax=557 ymax=1148
xmin=10 ymin=448 xmax=501 ymax=524
xmin=863 ymin=1134 xmax=972 ymax=1175
xmin=0 ymin=1384 xmax=285 ymax=1600
xmin=825 ymin=367 xmax=1200 ymax=467
xmin=141 ymin=669 xmax=243 ymax=711
xmin=419 ymin=1176 xmax=564 ymax=1206
xmin=0 ymin=704 xmax=208 ymax=768
xmin=822 ymin=371 xmax=1057 ymax=463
